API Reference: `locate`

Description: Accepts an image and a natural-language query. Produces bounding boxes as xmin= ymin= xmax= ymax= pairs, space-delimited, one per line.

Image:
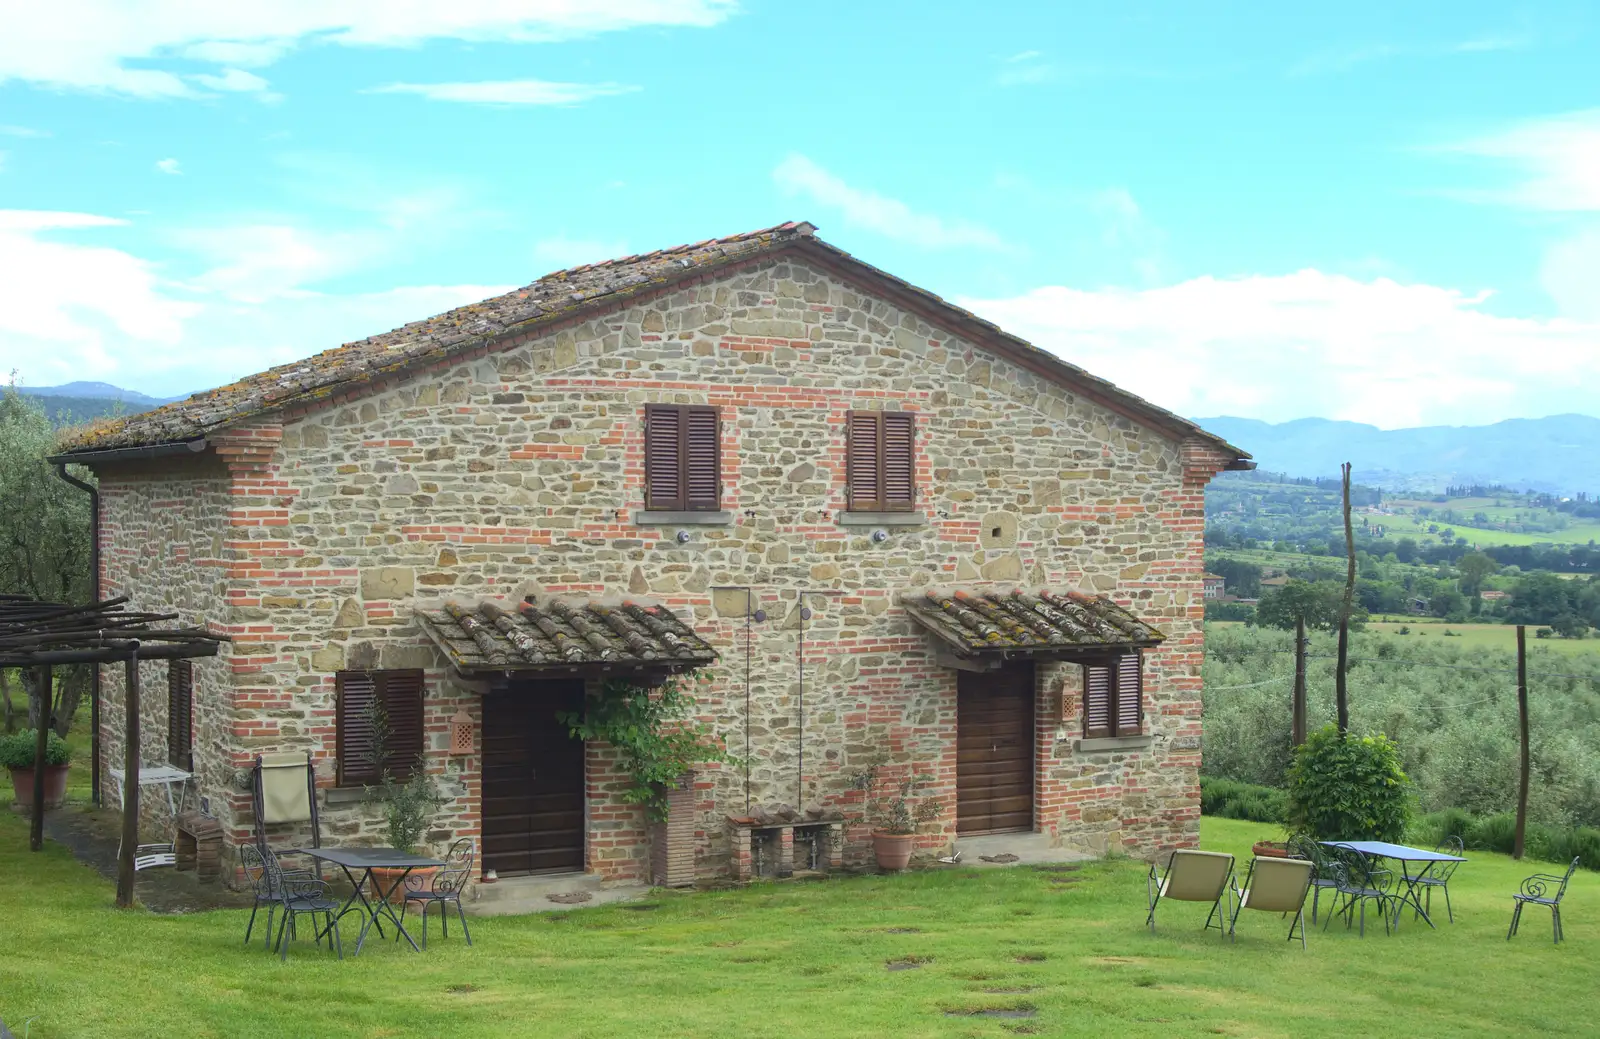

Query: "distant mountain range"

xmin=14 ymin=381 xmax=186 ymax=426
xmin=1195 ymin=414 xmax=1600 ymax=496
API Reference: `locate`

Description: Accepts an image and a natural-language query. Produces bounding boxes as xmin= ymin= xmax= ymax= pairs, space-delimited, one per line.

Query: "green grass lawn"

xmin=1 ymin=813 xmax=1594 ymax=1038
xmin=1360 ymin=620 xmax=1600 ymax=655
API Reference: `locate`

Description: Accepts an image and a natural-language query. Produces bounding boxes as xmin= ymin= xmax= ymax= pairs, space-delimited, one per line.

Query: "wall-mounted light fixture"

xmin=870 ymin=528 xmax=889 ymax=543
xmin=676 ymin=529 xmax=691 ymax=544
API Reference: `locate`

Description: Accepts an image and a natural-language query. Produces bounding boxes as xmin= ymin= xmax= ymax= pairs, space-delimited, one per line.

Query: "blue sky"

xmin=2 ymin=1 xmax=1598 ymax=428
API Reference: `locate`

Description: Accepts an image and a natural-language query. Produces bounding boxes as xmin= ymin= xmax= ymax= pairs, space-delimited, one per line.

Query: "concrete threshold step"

xmin=951 ymin=831 xmax=1095 ymax=868
xmin=467 ymin=870 xmax=650 ymax=916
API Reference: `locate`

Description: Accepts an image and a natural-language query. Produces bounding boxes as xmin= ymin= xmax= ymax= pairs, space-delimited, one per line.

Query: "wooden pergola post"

xmin=30 ymin=664 xmax=51 ymax=852
xmin=116 ymin=648 xmax=141 ymax=908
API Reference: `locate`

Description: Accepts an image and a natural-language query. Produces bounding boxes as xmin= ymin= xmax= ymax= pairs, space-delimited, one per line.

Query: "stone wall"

xmin=97 ymin=456 xmax=232 ymax=841
xmin=96 ymin=253 xmax=1224 ymax=879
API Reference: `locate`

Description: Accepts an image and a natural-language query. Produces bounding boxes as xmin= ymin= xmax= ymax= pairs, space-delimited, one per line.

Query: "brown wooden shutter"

xmin=380 ymin=670 xmax=426 ymax=781
xmin=644 ymin=405 xmax=684 ymax=510
xmin=166 ymin=660 xmax=193 ymax=772
xmin=337 ymin=670 xmax=425 ymax=785
xmin=336 ymin=671 xmax=380 ymax=786
xmin=847 ymin=411 xmax=882 ymax=511
xmin=1115 ymin=653 xmax=1143 ymax=736
xmin=684 ymin=405 xmax=721 ymax=511
xmin=1083 ymin=663 xmax=1112 ymax=739
xmin=882 ymin=412 xmax=915 ymax=511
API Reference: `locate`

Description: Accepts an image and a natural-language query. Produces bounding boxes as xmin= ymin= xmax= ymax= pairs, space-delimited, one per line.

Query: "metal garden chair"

xmin=241 ymin=843 xmax=317 ymax=949
xmin=1229 ymin=856 xmax=1315 ymax=949
xmin=1508 ymin=856 xmax=1580 ymax=944
xmin=1286 ymin=833 xmax=1341 ymax=924
xmin=245 ymin=843 xmax=343 ymax=962
xmin=1146 ymin=849 xmax=1235 ymax=936
xmin=399 ymin=838 xmax=475 ymax=949
xmin=1412 ymin=835 xmax=1464 ymax=924
xmin=1323 ymin=848 xmax=1394 ymax=937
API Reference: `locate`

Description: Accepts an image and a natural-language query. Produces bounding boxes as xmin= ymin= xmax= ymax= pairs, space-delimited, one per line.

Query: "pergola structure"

xmin=0 ymin=595 xmax=226 ymax=907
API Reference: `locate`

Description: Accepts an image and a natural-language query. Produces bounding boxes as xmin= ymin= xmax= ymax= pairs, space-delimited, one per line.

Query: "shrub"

xmin=1410 ymin=808 xmax=1600 ymax=872
xmin=1199 ymin=776 xmax=1286 ymax=824
xmin=1286 ymin=724 xmax=1412 ymax=842
xmin=0 ymin=729 xmax=72 ymax=770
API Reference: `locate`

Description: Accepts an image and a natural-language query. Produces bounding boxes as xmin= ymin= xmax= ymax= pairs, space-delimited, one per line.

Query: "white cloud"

xmin=0 ymin=210 xmax=197 ymax=377
xmin=532 ymin=236 xmax=630 ymax=271
xmin=1292 ymin=34 xmax=1529 ymax=76
xmin=0 ymin=125 xmax=48 ymax=138
xmin=1446 ymin=109 xmax=1600 ymax=211
xmin=996 ymin=50 xmax=1056 ymax=87
xmin=192 ymin=68 xmax=271 ymax=93
xmin=172 ymin=223 xmax=378 ymax=304
xmin=0 ymin=209 xmax=510 ymax=395
xmin=370 ymin=79 xmax=637 ymax=106
xmin=155 ymin=157 xmax=181 ymax=175
xmin=772 ymin=154 xmax=1006 ymax=251
xmin=0 ymin=1 xmax=738 ymax=98
xmin=958 ymin=270 xmax=1600 ymax=429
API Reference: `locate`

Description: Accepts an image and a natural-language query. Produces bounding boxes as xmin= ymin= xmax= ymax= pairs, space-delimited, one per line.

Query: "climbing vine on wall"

xmin=558 ymin=669 xmax=733 ymax=822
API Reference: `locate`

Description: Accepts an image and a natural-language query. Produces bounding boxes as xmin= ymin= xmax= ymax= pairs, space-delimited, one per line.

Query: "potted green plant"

xmin=849 ymin=761 xmax=943 ymax=871
xmin=365 ymin=766 xmax=446 ymax=903
xmin=1 ymin=729 xmax=73 ymax=808
xmin=360 ymin=700 xmax=446 ymax=903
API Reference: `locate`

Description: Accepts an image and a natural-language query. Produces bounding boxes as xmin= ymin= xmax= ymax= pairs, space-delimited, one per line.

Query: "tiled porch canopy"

xmin=417 ymin=597 xmax=717 ymax=678
xmin=901 ymin=589 xmax=1165 ymax=662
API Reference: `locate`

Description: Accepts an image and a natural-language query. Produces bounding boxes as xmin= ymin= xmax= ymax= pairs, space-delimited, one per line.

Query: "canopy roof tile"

xmin=417 ymin=597 xmax=717 ymax=677
xmin=901 ymin=588 xmax=1165 ymax=660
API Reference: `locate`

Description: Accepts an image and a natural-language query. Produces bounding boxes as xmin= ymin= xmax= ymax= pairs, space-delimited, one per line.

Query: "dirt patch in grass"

xmin=1013 ymin=952 xmax=1048 ymax=963
xmin=621 ymin=903 xmax=661 ymax=911
xmin=944 ymin=1003 xmax=1038 ymax=1019
xmin=1031 ymin=864 xmax=1082 ymax=874
xmin=982 ymin=986 xmax=1038 ymax=994
xmin=886 ymin=955 xmax=933 ymax=971
xmin=447 ymin=984 xmax=479 ymax=994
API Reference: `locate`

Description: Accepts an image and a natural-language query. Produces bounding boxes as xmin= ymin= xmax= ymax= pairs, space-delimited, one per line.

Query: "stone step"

xmin=951 ymin=831 xmax=1094 ymax=868
xmin=466 ymin=870 xmax=649 ymax=916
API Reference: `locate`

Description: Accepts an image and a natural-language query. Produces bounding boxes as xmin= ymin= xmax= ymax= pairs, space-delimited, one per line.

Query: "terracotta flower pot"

xmin=873 ymin=831 xmax=916 ymax=871
xmin=370 ymin=865 xmax=440 ymax=905
xmin=7 ymin=764 xmax=69 ymax=808
xmin=1252 ymin=840 xmax=1290 ymax=859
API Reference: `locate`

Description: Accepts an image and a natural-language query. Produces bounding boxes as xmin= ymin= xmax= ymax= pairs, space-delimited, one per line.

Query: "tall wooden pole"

xmin=29 ymin=665 xmax=52 ymax=852
xmin=1335 ymin=463 xmax=1355 ymax=735
xmin=1292 ymin=616 xmax=1307 ymax=745
xmin=115 ymin=649 xmax=141 ymax=908
xmin=1514 ymin=625 xmax=1530 ymax=861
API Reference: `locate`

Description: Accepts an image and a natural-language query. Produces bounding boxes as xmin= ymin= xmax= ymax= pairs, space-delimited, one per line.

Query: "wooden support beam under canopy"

xmin=0 ymin=595 xmax=226 ymax=907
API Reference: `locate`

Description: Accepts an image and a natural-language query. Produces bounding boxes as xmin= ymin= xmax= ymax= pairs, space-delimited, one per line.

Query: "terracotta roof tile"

xmin=901 ymin=589 xmax=1165 ymax=659
xmin=417 ymin=597 xmax=717 ymax=675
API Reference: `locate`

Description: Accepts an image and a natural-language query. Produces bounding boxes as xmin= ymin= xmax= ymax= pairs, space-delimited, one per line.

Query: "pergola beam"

xmin=1 ymin=596 xmax=227 ymax=899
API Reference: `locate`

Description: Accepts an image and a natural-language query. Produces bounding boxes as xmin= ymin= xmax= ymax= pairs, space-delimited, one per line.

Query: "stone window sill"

xmin=1071 ymin=735 xmax=1153 ymax=754
xmin=325 ymin=786 xmax=371 ymax=806
xmin=836 ymin=512 xmax=926 ymax=528
xmin=632 ymin=510 xmax=735 ymax=526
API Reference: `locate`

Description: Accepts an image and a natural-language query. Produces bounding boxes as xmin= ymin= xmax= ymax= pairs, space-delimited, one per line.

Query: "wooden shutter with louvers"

xmin=644 ymin=405 xmax=684 ymax=511
xmin=1083 ymin=663 xmax=1113 ymax=739
xmin=645 ymin=404 xmax=720 ymax=511
xmin=166 ymin=660 xmax=193 ymax=772
xmin=684 ymin=406 xmax=721 ymax=510
xmin=882 ymin=412 xmax=916 ymax=511
xmin=847 ymin=411 xmax=881 ymax=510
xmin=1115 ymin=653 xmax=1143 ymax=736
xmin=337 ymin=669 xmax=425 ymax=786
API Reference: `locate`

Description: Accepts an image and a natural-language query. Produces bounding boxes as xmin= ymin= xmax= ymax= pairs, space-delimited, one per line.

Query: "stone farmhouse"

xmin=57 ymin=221 xmax=1249 ymax=886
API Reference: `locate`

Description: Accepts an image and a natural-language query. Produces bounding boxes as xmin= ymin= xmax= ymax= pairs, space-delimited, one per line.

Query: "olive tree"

xmin=0 ymin=384 xmax=94 ymax=734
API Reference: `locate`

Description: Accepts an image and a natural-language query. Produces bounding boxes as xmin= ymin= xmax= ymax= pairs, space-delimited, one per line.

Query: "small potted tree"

xmin=2 ymin=729 xmax=73 ymax=808
xmin=850 ymin=761 xmax=943 ymax=871
xmin=361 ymin=701 xmax=445 ymax=903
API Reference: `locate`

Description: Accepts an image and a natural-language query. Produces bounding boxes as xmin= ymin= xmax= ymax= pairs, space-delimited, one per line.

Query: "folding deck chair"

xmin=1229 ymin=856 xmax=1316 ymax=949
xmin=1146 ymin=849 xmax=1236 ymax=936
xmin=250 ymin=752 xmax=322 ymax=872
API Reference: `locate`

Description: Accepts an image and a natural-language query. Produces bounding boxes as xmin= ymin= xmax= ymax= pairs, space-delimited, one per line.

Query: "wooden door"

xmin=482 ymin=681 xmax=586 ymax=875
xmin=956 ymin=665 xmax=1035 ymax=834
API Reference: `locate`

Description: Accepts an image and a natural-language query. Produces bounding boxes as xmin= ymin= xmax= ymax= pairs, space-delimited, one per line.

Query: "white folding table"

xmin=108 ymin=764 xmax=194 ymax=870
